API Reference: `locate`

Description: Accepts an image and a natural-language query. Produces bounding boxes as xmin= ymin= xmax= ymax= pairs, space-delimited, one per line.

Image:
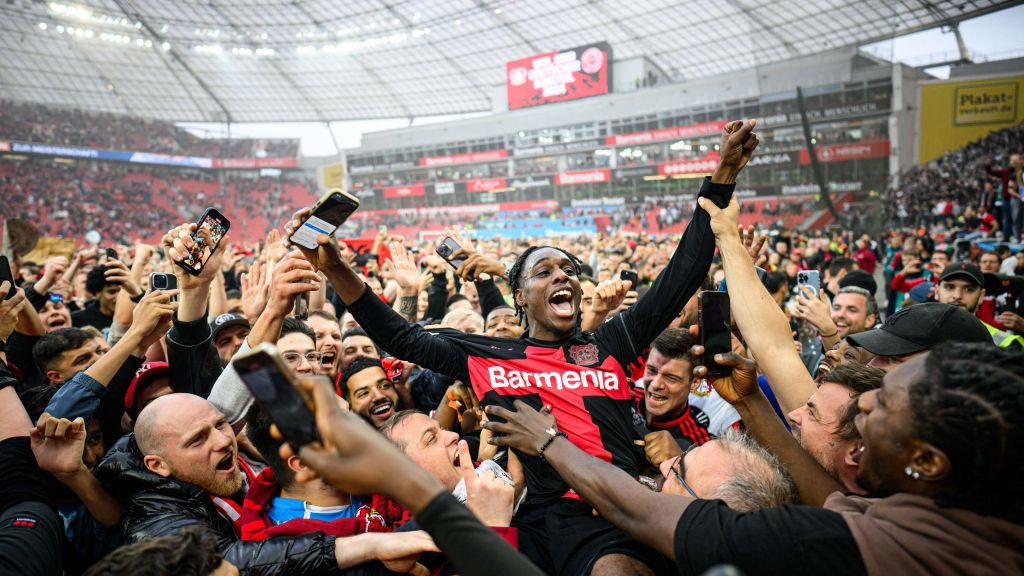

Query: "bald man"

xmin=98 ymin=393 xmax=436 ymax=575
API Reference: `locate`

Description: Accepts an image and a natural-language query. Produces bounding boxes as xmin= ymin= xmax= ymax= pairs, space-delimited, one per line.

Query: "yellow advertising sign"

xmin=953 ymin=82 xmax=1018 ymax=125
xmin=919 ymin=75 xmax=1024 ymax=163
xmin=320 ymin=163 xmax=345 ymax=190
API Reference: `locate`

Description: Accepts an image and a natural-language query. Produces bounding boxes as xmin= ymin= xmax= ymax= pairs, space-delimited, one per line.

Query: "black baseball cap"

xmin=839 ymin=270 xmax=877 ymax=296
xmin=939 ymin=262 xmax=983 ymax=286
xmin=210 ymin=313 xmax=250 ymax=338
xmin=846 ymin=302 xmax=990 ymax=356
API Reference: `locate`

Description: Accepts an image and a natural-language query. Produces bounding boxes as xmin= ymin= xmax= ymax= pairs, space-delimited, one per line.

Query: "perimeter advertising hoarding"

xmin=555 ymin=168 xmax=610 ymax=186
xmin=6 ymin=140 xmax=299 ymax=170
xmin=418 ymin=149 xmax=508 ymax=167
xmin=918 ymin=75 xmax=1024 ymax=163
xmin=382 ymin=184 xmax=425 ymax=199
xmin=506 ymin=42 xmax=612 ymax=111
xmin=606 ymin=121 xmax=728 ymax=147
xmin=797 ymin=141 xmax=889 ymax=164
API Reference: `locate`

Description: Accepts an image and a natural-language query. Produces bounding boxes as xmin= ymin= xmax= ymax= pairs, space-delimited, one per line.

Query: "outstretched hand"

xmin=284 ymin=208 xmax=349 ymax=275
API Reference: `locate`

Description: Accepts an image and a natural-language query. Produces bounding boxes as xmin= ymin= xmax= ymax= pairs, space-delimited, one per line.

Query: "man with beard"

xmin=340 ymin=356 xmax=399 ymax=429
xmin=830 ymin=287 xmax=877 ymax=340
xmin=934 ymin=262 xmax=1023 ymax=348
xmin=785 ymin=362 xmax=883 ymax=492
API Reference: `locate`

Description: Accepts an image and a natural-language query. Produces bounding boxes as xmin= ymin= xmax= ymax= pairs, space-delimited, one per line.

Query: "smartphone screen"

xmin=436 ymin=237 xmax=467 ymax=269
xmin=179 ymin=209 xmax=230 ymax=275
xmin=235 ymin=350 xmax=320 ymax=448
xmin=699 ymin=292 xmax=732 ymax=377
xmin=0 ymin=256 xmax=15 ymax=300
xmin=290 ymin=191 xmax=360 ymax=250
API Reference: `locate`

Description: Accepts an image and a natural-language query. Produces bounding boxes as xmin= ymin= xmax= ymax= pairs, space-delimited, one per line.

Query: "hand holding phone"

xmin=698 ymin=292 xmax=732 ymax=378
xmin=436 ymin=237 xmax=468 ymax=270
xmin=620 ymin=269 xmax=639 ymax=289
xmin=289 ymin=190 xmax=360 ymax=250
xmin=0 ymin=256 xmax=16 ymax=300
xmin=177 ymin=208 xmax=231 ymax=276
xmin=234 ymin=343 xmax=320 ymax=448
xmin=797 ymin=270 xmax=820 ymax=296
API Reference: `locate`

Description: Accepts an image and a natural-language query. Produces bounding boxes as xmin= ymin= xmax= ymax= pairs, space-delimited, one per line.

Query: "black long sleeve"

xmin=166 ymin=312 xmax=224 ymax=398
xmin=416 ymin=492 xmax=544 ymax=576
xmin=596 ymin=177 xmax=734 ymax=369
xmin=347 ymin=286 xmax=471 ymax=382
xmin=475 ymin=277 xmax=507 ymax=320
xmin=425 ymin=272 xmax=448 ymax=322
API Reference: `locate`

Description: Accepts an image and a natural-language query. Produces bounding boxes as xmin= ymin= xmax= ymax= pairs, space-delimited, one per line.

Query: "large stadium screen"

xmin=506 ymin=42 xmax=612 ymax=110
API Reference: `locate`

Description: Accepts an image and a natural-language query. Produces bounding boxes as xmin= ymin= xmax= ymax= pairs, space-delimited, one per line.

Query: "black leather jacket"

xmin=97 ymin=435 xmax=340 ymax=576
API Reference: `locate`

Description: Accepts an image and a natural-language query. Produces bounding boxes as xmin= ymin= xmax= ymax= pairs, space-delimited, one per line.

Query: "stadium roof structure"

xmin=0 ymin=0 xmax=1012 ymax=123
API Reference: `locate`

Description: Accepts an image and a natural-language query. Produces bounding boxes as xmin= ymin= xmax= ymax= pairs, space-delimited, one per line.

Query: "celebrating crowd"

xmin=1 ymin=119 xmax=1022 ymax=576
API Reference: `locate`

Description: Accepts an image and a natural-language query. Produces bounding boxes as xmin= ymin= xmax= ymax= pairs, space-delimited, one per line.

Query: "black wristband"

xmin=538 ymin=431 xmax=567 ymax=462
xmin=130 ymin=291 xmax=146 ymax=304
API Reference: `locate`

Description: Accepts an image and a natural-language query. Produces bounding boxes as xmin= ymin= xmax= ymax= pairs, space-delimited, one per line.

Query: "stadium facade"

xmin=342 ymin=48 xmax=929 ymax=214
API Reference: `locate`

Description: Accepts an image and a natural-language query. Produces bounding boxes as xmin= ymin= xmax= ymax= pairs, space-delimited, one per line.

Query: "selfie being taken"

xmin=2 ymin=2 xmax=1024 ymax=575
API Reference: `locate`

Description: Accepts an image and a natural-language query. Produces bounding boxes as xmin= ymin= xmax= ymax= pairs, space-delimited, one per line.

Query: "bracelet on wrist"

xmin=819 ymin=329 xmax=838 ymax=338
xmin=538 ymin=431 xmax=567 ymax=462
xmin=130 ymin=291 xmax=146 ymax=304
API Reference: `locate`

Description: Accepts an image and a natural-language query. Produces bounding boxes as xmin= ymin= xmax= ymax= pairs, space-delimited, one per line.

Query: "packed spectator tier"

xmin=1 ymin=100 xmax=299 ymax=159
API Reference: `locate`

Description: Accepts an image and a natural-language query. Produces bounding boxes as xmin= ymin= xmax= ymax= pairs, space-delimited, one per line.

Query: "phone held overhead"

xmin=288 ymin=189 xmax=360 ymax=250
xmin=177 ymin=208 xmax=231 ymax=276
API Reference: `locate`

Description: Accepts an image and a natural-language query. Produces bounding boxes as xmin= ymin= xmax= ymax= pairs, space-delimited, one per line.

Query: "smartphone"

xmin=293 ymin=291 xmax=310 ymax=320
xmin=797 ymin=270 xmax=820 ymax=296
xmin=105 ymin=247 xmax=118 ymax=261
xmin=177 ymin=208 xmax=231 ymax=276
xmin=436 ymin=237 xmax=467 ymax=270
xmin=289 ymin=189 xmax=361 ymax=250
xmin=0 ymin=256 xmax=15 ymax=300
xmin=233 ymin=343 xmax=320 ymax=448
xmin=149 ymin=273 xmax=178 ymax=302
xmin=955 ymin=240 xmax=971 ymax=261
xmin=698 ymin=292 xmax=732 ymax=377
xmin=620 ymin=269 xmax=639 ymax=288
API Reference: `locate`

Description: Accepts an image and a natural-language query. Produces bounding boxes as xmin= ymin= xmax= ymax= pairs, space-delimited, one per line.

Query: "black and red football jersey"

xmin=348 ymin=178 xmax=734 ymax=505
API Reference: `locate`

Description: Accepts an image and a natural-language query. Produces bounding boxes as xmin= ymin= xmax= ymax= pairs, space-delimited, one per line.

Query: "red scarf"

xmin=239 ymin=466 xmax=394 ymax=541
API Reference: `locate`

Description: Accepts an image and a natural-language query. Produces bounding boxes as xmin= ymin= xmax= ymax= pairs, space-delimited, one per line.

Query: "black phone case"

xmin=699 ymin=295 xmax=732 ymax=377
xmin=176 ymin=208 xmax=231 ymax=276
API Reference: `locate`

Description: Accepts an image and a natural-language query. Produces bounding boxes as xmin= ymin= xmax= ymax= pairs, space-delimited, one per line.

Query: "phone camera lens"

xmin=438 ymin=245 xmax=451 ymax=257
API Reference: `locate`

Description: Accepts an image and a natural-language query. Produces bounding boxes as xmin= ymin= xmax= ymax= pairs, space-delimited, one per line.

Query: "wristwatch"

xmin=130 ymin=291 xmax=146 ymax=304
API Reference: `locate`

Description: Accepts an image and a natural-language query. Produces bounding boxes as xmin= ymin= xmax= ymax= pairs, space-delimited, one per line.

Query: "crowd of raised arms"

xmin=1 ymin=119 xmax=1022 ymax=576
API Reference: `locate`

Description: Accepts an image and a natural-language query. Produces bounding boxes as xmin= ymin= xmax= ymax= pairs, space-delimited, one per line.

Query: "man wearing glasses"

xmin=658 ymin=428 xmax=795 ymax=512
